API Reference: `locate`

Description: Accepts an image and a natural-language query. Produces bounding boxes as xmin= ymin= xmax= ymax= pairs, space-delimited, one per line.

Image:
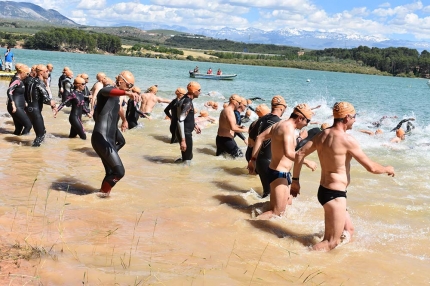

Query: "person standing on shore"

xmin=176 ymin=81 xmax=201 ymax=165
xmin=4 ymin=46 xmax=14 ymax=72
xmin=292 ymin=101 xmax=395 ymax=251
xmin=91 ymin=70 xmax=140 ymax=197
xmin=25 ymin=64 xmax=57 ymax=147
xmin=139 ymin=85 xmax=171 ymax=119
xmin=164 ymin=87 xmax=186 ymax=143
xmin=89 ymin=72 xmax=107 ymax=116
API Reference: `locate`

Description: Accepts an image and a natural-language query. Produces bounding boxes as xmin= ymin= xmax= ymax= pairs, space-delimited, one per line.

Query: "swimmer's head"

xmin=16 ymin=64 xmax=29 ymax=75
xmin=375 ymin=129 xmax=383 ymax=135
xmin=247 ymin=99 xmax=252 ymax=105
xmin=14 ymin=63 xmax=23 ymax=71
xmin=321 ymin=123 xmax=329 ymax=130
xmin=117 ymin=71 xmax=135 ymax=90
xmin=206 ymin=101 xmax=214 ymax=106
xmin=65 ymin=69 xmax=73 ymax=78
xmin=147 ymin=85 xmax=158 ymax=94
xmin=256 ymin=104 xmax=270 ymax=117
xmin=96 ymin=72 xmax=106 ymax=81
xmin=81 ymin=73 xmax=89 ymax=81
xmin=132 ymin=86 xmax=141 ymax=95
xmin=47 ymin=63 xmax=53 ymax=71
xmin=396 ymin=128 xmax=405 ymax=138
xmin=104 ymin=77 xmax=114 ymax=86
xmin=175 ymin=87 xmax=186 ymax=98
xmin=293 ymin=103 xmax=313 ymax=123
xmin=245 ymin=110 xmax=252 ymax=117
xmin=74 ymin=76 xmax=86 ymax=87
xmin=271 ymin=95 xmax=287 ymax=109
xmin=35 ymin=64 xmax=48 ymax=78
xmin=223 ymin=102 xmax=228 ymax=109
xmin=200 ymin=110 xmax=209 ymax=117
xmin=229 ymin=94 xmax=242 ymax=105
xmin=63 ymin=66 xmax=70 ymax=73
xmin=333 ymin=101 xmax=356 ymax=119
xmin=212 ymin=102 xmax=219 ymax=110
xmin=187 ymin=81 xmax=201 ymax=94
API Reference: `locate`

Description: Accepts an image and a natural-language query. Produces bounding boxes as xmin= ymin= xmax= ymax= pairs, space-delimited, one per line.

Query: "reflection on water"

xmin=0 ymin=65 xmax=429 ymax=284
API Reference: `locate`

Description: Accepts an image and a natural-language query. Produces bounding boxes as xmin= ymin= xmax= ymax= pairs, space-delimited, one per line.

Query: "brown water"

xmin=0 ymin=83 xmax=429 ymax=285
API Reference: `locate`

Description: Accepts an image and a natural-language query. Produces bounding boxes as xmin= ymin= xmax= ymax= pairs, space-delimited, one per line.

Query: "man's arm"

xmin=227 ymin=109 xmax=248 ymax=133
xmin=291 ymin=139 xmax=317 ymax=197
xmin=347 ymin=136 xmax=395 ymax=176
xmin=157 ymin=97 xmax=171 ymax=104
xmin=90 ymin=82 xmax=103 ymax=113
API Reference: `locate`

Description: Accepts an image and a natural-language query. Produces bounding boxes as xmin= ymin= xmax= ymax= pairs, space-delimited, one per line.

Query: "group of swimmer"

xmin=6 ymin=62 xmax=402 ymax=251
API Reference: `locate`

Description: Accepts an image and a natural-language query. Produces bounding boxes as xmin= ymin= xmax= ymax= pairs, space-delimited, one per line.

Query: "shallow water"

xmin=0 ymin=50 xmax=429 ymax=285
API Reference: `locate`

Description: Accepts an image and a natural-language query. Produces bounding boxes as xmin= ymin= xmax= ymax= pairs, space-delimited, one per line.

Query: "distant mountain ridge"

xmin=1 ymin=1 xmax=429 ymax=51
xmin=0 ymin=1 xmax=77 ymax=26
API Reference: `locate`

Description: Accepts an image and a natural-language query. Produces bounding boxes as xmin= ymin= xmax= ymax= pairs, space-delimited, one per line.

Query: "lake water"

xmin=0 ymin=49 xmax=429 ymax=285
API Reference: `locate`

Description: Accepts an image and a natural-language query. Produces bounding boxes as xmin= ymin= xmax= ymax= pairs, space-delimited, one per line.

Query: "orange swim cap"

xmin=293 ymin=103 xmax=313 ymax=120
xmin=223 ymin=103 xmax=228 ymax=109
xmin=200 ymin=110 xmax=209 ymax=117
xmin=271 ymin=95 xmax=287 ymax=108
xmin=212 ymin=102 xmax=219 ymax=110
xmin=396 ymin=128 xmax=405 ymax=138
xmin=175 ymin=87 xmax=186 ymax=98
xmin=245 ymin=110 xmax=252 ymax=117
xmin=187 ymin=81 xmax=201 ymax=93
xmin=247 ymin=99 xmax=252 ymax=105
xmin=255 ymin=104 xmax=270 ymax=117
xmin=229 ymin=94 xmax=242 ymax=104
xmin=333 ymin=102 xmax=356 ymax=119
xmin=132 ymin=86 xmax=141 ymax=94
xmin=74 ymin=76 xmax=85 ymax=85
xmin=147 ymin=85 xmax=158 ymax=93
xmin=375 ymin=129 xmax=383 ymax=135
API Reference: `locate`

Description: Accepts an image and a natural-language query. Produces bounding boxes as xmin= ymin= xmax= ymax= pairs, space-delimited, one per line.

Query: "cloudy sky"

xmin=23 ymin=0 xmax=430 ymax=42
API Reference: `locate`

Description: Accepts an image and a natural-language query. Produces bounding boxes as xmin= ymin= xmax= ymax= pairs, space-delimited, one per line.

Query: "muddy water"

xmin=0 ymin=83 xmax=429 ymax=285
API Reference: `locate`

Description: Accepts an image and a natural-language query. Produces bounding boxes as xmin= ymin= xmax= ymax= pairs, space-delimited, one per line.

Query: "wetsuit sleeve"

xmin=7 ymin=79 xmax=20 ymax=102
xmin=177 ymin=99 xmax=192 ymax=140
xmin=99 ymin=86 xmax=127 ymax=97
xmin=164 ymin=101 xmax=174 ymax=119
xmin=57 ymin=93 xmax=76 ymax=112
xmin=235 ymin=132 xmax=246 ymax=141
xmin=390 ymin=119 xmax=409 ymax=132
xmin=37 ymin=84 xmax=52 ymax=105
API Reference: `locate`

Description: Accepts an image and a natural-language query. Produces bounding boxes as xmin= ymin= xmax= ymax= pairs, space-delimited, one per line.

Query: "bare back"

xmin=313 ymin=128 xmax=353 ymax=190
xmin=140 ymin=93 xmax=158 ymax=113
xmin=269 ymin=119 xmax=297 ymax=172
xmin=217 ymin=105 xmax=236 ymax=138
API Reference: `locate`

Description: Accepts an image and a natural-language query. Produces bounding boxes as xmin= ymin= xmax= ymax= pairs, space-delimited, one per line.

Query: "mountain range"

xmin=1 ymin=1 xmax=430 ymax=51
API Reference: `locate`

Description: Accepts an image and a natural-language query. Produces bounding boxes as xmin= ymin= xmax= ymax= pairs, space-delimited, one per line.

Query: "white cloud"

xmin=77 ymin=0 xmax=106 ymax=10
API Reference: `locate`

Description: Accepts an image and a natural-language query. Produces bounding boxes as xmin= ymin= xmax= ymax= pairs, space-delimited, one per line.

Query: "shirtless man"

xmin=292 ymin=101 xmax=395 ymax=251
xmin=139 ymin=85 xmax=171 ymax=119
xmin=216 ymin=94 xmax=248 ymax=158
xmin=250 ymin=103 xmax=315 ymax=219
xmin=90 ymin=72 xmax=107 ymax=115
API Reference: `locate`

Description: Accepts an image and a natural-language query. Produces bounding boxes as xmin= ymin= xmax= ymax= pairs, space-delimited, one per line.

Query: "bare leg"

xmin=257 ymin=178 xmax=292 ymax=220
xmin=313 ymin=197 xmax=347 ymax=251
xmin=343 ymin=209 xmax=354 ymax=240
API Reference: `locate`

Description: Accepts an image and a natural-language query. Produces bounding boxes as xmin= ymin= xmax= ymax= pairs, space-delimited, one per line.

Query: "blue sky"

xmin=24 ymin=0 xmax=430 ymax=42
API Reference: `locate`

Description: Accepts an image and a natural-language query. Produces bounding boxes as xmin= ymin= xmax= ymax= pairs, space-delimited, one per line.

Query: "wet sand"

xmin=0 ymin=85 xmax=428 ymax=285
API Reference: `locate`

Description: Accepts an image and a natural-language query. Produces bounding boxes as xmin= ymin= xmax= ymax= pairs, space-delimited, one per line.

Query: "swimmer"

xmin=58 ymin=67 xmax=69 ymax=99
xmin=60 ymin=68 xmax=74 ymax=103
xmin=292 ymin=101 xmax=394 ymax=251
xmin=91 ymin=71 xmax=140 ymax=197
xmin=176 ymin=82 xmax=201 ymax=165
xmin=390 ymin=118 xmax=415 ymax=135
xmin=6 ymin=64 xmax=32 ymax=135
xmin=246 ymin=104 xmax=271 ymax=162
xmin=139 ymin=85 xmax=171 ymax=119
xmin=164 ymin=87 xmax=186 ymax=143
xmin=216 ymin=94 xmax=248 ymax=158
xmin=80 ymin=73 xmax=91 ymax=111
xmin=54 ymin=77 xmax=91 ymax=139
xmin=25 ymin=64 xmax=57 ymax=146
xmin=295 ymin=123 xmax=331 ymax=151
xmin=390 ymin=128 xmax=405 ymax=143
xmin=359 ymin=129 xmax=383 ymax=136
xmin=195 ymin=110 xmax=217 ymax=129
xmin=89 ymin=72 xmax=107 ymax=116
xmin=125 ymin=86 xmax=144 ymax=129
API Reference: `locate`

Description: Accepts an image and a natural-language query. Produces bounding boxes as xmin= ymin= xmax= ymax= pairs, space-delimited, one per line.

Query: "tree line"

xmin=24 ymin=28 xmax=122 ymax=53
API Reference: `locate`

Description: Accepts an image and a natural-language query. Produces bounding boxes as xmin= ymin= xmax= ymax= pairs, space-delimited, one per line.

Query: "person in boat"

xmin=207 ymin=68 xmax=213 ymax=75
xmin=217 ymin=68 xmax=222 ymax=75
xmin=193 ymin=66 xmax=199 ymax=73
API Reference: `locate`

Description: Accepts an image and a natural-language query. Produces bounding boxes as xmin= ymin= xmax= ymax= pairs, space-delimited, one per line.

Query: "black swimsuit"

xmin=317 ymin=185 xmax=347 ymax=205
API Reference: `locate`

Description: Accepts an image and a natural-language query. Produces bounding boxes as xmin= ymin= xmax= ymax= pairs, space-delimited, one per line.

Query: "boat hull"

xmin=189 ymin=71 xmax=237 ymax=80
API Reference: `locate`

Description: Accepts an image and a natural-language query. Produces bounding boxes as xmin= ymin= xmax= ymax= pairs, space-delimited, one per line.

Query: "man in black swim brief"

xmin=317 ymin=185 xmax=347 ymax=206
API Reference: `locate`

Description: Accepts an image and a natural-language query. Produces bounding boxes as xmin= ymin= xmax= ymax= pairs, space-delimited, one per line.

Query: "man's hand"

xmin=50 ymin=101 xmax=57 ymax=113
xmin=180 ymin=140 xmax=187 ymax=151
xmin=304 ymin=159 xmax=317 ymax=171
xmin=121 ymin=120 xmax=128 ymax=132
xmin=290 ymin=181 xmax=301 ymax=197
xmin=386 ymin=166 xmax=395 ymax=177
xmin=194 ymin=125 xmax=201 ymax=134
xmin=247 ymin=160 xmax=257 ymax=175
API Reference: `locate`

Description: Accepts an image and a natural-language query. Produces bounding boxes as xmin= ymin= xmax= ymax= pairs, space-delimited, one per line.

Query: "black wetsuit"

xmin=164 ymin=97 xmax=179 ymax=143
xmin=57 ymin=89 xmax=90 ymax=139
xmin=254 ymin=113 xmax=281 ymax=197
xmin=7 ymin=75 xmax=32 ymax=135
xmin=57 ymin=73 xmax=66 ymax=98
xmin=25 ymin=77 xmax=52 ymax=147
xmin=125 ymin=98 xmax=144 ymax=129
xmin=91 ymin=86 xmax=128 ymax=193
xmin=176 ymin=95 xmax=195 ymax=162
xmin=83 ymin=85 xmax=91 ymax=111
xmin=391 ymin=119 xmax=415 ymax=135
xmin=246 ymin=119 xmax=259 ymax=162
xmin=61 ymin=77 xmax=73 ymax=104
